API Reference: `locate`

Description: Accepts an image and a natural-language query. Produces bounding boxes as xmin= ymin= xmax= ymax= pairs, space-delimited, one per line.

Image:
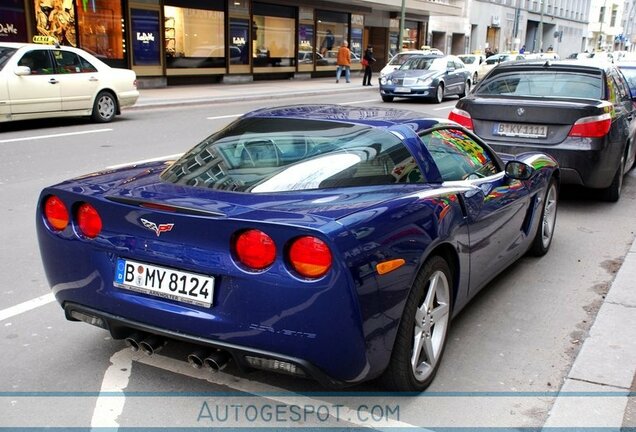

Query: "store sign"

xmin=131 ymin=9 xmax=160 ymax=66
xmin=0 ymin=0 xmax=27 ymax=42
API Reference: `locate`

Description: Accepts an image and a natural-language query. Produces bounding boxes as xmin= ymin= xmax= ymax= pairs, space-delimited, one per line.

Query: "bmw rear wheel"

xmin=434 ymin=83 xmax=444 ymax=103
xmin=380 ymin=255 xmax=452 ymax=391
xmin=92 ymin=91 xmax=117 ymax=123
xmin=528 ymin=178 xmax=558 ymax=256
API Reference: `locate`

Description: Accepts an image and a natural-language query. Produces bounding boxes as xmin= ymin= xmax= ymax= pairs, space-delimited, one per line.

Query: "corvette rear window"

xmin=476 ymin=71 xmax=602 ymax=99
xmin=161 ymin=117 xmax=425 ymax=192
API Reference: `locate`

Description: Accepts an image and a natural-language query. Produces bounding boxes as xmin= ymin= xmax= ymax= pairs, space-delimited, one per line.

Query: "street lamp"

xmin=398 ymin=0 xmax=406 ymax=52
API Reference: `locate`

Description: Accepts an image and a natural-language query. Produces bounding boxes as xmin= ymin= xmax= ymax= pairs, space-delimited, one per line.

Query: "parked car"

xmin=36 ymin=104 xmax=559 ymax=392
xmin=458 ymin=53 xmax=486 ymax=84
xmin=380 ymin=49 xmax=443 ymax=77
xmin=476 ymin=53 xmax=525 ymax=82
xmin=380 ymin=54 xmax=472 ymax=103
xmin=449 ymin=60 xmax=636 ymax=201
xmin=0 ymin=42 xmax=138 ymax=123
xmin=524 ymin=52 xmax=560 ymax=60
xmin=617 ymin=60 xmax=636 ymax=96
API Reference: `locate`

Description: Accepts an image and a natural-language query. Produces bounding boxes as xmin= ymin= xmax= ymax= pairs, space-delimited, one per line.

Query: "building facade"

xmin=0 ymin=0 xmax=463 ymax=86
xmin=464 ymin=0 xmax=590 ymax=57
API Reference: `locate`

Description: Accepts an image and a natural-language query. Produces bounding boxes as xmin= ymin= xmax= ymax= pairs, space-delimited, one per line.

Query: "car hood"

xmin=387 ymin=70 xmax=438 ymax=80
xmin=48 ymin=160 xmax=440 ymax=229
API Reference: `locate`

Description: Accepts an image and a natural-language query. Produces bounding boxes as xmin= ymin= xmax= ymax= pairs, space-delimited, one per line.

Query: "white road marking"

xmin=206 ymin=114 xmax=242 ymax=120
xmin=433 ymin=105 xmax=454 ymax=111
xmin=91 ymin=349 xmax=134 ymax=429
xmin=137 ymin=354 xmax=419 ymax=428
xmin=0 ymin=129 xmax=112 ymax=144
xmin=0 ymin=293 xmax=55 ymax=322
xmin=106 ymin=153 xmax=183 ymax=170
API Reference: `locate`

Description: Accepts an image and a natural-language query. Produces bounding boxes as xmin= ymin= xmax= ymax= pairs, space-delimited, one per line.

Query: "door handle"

xmin=88 ymin=76 xmax=99 ymax=82
xmin=48 ymin=78 xmax=59 ymax=84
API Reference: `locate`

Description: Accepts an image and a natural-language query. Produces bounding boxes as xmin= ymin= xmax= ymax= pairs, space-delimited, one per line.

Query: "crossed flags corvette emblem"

xmin=140 ymin=218 xmax=174 ymax=237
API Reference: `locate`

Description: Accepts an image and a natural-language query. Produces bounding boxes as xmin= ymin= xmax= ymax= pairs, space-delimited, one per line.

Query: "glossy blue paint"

xmin=36 ymin=105 xmax=559 ymax=386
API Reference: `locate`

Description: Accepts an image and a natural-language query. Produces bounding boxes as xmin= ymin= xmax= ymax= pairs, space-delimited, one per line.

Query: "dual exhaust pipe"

xmin=125 ymin=332 xmax=166 ymax=356
xmin=187 ymin=349 xmax=230 ymax=372
xmin=125 ymin=332 xmax=230 ymax=372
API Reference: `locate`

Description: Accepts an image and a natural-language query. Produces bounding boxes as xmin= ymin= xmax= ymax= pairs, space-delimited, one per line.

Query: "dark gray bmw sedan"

xmin=449 ymin=60 xmax=636 ymax=201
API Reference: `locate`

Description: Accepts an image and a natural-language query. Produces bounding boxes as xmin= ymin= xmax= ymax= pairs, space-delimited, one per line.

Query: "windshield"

xmin=476 ymin=71 xmax=603 ymax=99
xmin=161 ymin=117 xmax=425 ymax=192
xmin=619 ymin=67 xmax=636 ymax=94
xmin=388 ymin=53 xmax=415 ymax=66
xmin=400 ymin=57 xmax=445 ymax=71
xmin=0 ymin=47 xmax=17 ymax=71
xmin=459 ymin=56 xmax=476 ymax=65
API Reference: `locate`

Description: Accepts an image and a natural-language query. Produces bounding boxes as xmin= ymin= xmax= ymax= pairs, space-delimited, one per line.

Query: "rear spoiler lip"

xmin=105 ymin=196 xmax=227 ymax=218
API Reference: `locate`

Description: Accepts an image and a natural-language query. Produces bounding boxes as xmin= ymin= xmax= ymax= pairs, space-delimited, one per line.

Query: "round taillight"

xmin=44 ymin=195 xmax=69 ymax=231
xmin=288 ymin=236 xmax=332 ymax=278
xmin=234 ymin=229 xmax=276 ymax=270
xmin=77 ymin=203 xmax=102 ymax=238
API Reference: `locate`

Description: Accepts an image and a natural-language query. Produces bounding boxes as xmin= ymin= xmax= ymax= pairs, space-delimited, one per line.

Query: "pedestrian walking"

xmin=362 ymin=45 xmax=376 ymax=86
xmin=336 ymin=40 xmax=351 ymax=83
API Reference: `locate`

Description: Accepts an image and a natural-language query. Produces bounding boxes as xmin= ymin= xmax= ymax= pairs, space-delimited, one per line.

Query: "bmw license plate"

xmin=494 ymin=122 xmax=547 ymax=138
xmin=114 ymin=258 xmax=214 ymax=308
xmin=394 ymin=87 xmax=411 ymax=93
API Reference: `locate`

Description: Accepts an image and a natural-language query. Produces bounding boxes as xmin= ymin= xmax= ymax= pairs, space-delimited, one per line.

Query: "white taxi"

xmin=0 ymin=42 xmax=139 ymax=123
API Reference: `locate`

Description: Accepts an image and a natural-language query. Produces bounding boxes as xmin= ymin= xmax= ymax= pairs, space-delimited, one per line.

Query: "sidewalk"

xmin=129 ymin=77 xmax=635 ymax=430
xmin=131 ymin=77 xmax=378 ymax=110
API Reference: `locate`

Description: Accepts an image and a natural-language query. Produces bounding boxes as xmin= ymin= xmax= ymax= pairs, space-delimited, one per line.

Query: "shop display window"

xmin=164 ymin=4 xmax=225 ymax=68
xmin=75 ymin=0 xmax=123 ymax=59
xmin=316 ymin=10 xmax=348 ymax=69
xmin=252 ymin=3 xmax=295 ymax=68
xmin=1 ymin=0 xmax=28 ymax=42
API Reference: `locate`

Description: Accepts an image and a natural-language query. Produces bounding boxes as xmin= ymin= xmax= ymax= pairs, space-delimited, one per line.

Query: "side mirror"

xmin=14 ymin=66 xmax=31 ymax=76
xmin=505 ymin=160 xmax=534 ymax=180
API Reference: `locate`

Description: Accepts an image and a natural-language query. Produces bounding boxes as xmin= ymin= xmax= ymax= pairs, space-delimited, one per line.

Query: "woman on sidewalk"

xmin=362 ymin=45 xmax=376 ymax=86
xmin=335 ymin=41 xmax=351 ymax=83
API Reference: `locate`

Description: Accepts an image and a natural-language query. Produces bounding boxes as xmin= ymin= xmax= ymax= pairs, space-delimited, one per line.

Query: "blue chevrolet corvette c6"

xmin=36 ymin=104 xmax=559 ymax=391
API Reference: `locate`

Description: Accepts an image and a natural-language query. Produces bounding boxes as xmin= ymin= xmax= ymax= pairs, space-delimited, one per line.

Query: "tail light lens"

xmin=448 ymin=107 xmax=474 ymax=129
xmin=288 ymin=236 xmax=332 ymax=278
xmin=44 ymin=195 xmax=69 ymax=231
xmin=568 ymin=113 xmax=612 ymax=138
xmin=234 ymin=229 xmax=276 ymax=270
xmin=76 ymin=203 xmax=102 ymax=238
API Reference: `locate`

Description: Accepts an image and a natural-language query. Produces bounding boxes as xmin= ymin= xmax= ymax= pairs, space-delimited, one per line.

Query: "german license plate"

xmin=394 ymin=86 xmax=411 ymax=93
xmin=114 ymin=258 xmax=214 ymax=308
xmin=494 ymin=122 xmax=547 ymax=138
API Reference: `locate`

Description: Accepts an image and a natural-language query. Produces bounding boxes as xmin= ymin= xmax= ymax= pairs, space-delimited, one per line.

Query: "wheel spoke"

xmin=411 ymin=330 xmax=425 ymax=372
xmin=414 ymin=306 xmax=426 ymax=329
xmin=422 ymin=335 xmax=435 ymax=364
xmin=430 ymin=303 xmax=449 ymax=324
xmin=424 ymin=273 xmax=438 ymax=311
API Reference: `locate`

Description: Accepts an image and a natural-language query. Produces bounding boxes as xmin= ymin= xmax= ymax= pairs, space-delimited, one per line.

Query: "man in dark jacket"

xmin=362 ymin=45 xmax=376 ymax=86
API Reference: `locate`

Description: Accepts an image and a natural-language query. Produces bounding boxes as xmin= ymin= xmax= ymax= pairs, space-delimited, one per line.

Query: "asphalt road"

xmin=1 ymin=92 xmax=635 ymax=429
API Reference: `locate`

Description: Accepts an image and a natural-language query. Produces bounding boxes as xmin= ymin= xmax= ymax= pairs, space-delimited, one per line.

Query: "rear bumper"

xmin=488 ymin=138 xmax=622 ymax=189
xmin=63 ymin=302 xmax=346 ymax=387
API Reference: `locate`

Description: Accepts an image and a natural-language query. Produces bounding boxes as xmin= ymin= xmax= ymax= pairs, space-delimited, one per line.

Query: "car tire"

xmin=602 ymin=154 xmax=624 ymax=202
xmin=434 ymin=83 xmax=444 ymax=103
xmin=92 ymin=91 xmax=117 ymax=123
xmin=528 ymin=178 xmax=558 ymax=256
xmin=380 ymin=255 xmax=452 ymax=392
xmin=473 ymin=72 xmax=478 ymax=84
xmin=381 ymin=95 xmax=394 ymax=102
xmin=460 ymin=80 xmax=470 ymax=98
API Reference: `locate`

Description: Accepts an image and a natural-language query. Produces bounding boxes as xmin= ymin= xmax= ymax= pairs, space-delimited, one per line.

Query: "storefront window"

xmin=164 ymin=1 xmax=224 ymax=69
xmin=76 ymin=0 xmax=123 ymax=59
xmin=1 ymin=0 xmax=27 ymax=42
xmin=389 ymin=18 xmax=399 ymax=57
xmin=229 ymin=18 xmax=249 ymax=65
xmin=403 ymin=20 xmax=418 ymax=50
xmin=253 ymin=3 xmax=295 ymax=69
xmin=34 ymin=0 xmax=76 ymax=46
xmin=316 ymin=10 xmax=348 ymax=71
xmin=350 ymin=14 xmax=363 ymax=66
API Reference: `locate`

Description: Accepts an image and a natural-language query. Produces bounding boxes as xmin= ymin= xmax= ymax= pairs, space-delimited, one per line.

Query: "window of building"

xmin=34 ymin=0 xmax=77 ymax=47
xmin=403 ymin=20 xmax=419 ymax=51
xmin=75 ymin=0 xmax=125 ymax=61
xmin=253 ymin=3 xmax=296 ymax=69
xmin=611 ymin=6 xmax=618 ymax=26
xmin=164 ymin=0 xmax=225 ymax=69
xmin=316 ymin=9 xmax=349 ymax=70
